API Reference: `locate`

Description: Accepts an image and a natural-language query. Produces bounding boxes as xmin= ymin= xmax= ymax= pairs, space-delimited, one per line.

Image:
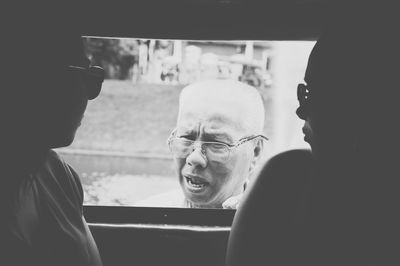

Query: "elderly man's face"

xmin=174 ymin=92 xmax=258 ymax=208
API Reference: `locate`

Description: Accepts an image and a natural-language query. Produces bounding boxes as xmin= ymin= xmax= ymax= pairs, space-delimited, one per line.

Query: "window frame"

xmin=84 ymin=205 xmax=235 ymax=227
xmin=76 ymin=0 xmax=323 ymax=227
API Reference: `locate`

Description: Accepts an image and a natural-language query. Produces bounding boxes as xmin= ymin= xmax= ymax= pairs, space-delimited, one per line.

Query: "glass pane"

xmin=56 ymin=38 xmax=315 ymax=208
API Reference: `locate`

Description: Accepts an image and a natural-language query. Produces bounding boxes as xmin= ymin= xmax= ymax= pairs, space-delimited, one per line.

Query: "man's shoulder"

xmin=40 ymin=150 xmax=78 ymax=182
xmin=268 ymin=149 xmax=313 ymax=166
xmin=35 ymin=149 xmax=83 ymax=205
xmin=43 ymin=149 xmax=68 ymax=170
xmin=249 ymin=149 xmax=313 ymax=199
xmin=263 ymin=149 xmax=313 ymax=179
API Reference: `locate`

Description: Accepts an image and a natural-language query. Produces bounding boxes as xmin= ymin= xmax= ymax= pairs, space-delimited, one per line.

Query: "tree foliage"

xmin=84 ymin=38 xmax=139 ymax=80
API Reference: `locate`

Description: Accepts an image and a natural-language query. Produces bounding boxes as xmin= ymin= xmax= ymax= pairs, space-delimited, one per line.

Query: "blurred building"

xmin=135 ymin=40 xmax=273 ymax=89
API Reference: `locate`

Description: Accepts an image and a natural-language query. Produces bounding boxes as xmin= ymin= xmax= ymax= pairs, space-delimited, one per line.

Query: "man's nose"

xmin=186 ymin=145 xmax=207 ymax=168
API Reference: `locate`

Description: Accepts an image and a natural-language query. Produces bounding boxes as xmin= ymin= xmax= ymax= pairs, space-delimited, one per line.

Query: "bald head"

xmin=174 ymin=80 xmax=266 ymax=208
xmin=178 ymin=80 xmax=265 ymax=136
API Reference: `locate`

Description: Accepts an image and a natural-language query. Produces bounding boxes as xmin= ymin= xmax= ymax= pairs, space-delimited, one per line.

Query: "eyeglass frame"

xmin=297 ymin=83 xmax=311 ymax=105
xmin=167 ymin=128 xmax=268 ymax=162
xmin=68 ymin=65 xmax=105 ymax=78
xmin=297 ymin=83 xmax=311 ymax=119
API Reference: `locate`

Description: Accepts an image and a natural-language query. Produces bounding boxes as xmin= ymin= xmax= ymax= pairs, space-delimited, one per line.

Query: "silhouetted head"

xmin=169 ymin=79 xmax=266 ymax=208
xmin=4 ymin=27 xmax=104 ymax=151
xmin=296 ymin=12 xmax=395 ymax=163
xmin=295 ymin=6 xmax=398 ymax=231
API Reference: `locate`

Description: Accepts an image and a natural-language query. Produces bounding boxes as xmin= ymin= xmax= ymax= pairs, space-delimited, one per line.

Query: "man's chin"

xmin=183 ymin=191 xmax=212 ymax=208
xmin=180 ymin=175 xmax=224 ymax=208
xmin=184 ymin=191 xmax=223 ymax=209
xmin=48 ymin=134 xmax=75 ymax=148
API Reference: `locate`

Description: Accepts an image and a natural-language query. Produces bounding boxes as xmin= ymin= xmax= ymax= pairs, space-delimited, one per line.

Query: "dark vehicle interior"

xmin=75 ymin=1 xmax=325 ymax=266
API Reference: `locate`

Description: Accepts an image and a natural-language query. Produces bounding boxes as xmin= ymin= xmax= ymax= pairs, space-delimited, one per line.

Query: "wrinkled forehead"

xmin=178 ymin=104 xmax=245 ymax=132
xmin=178 ymin=87 xmax=253 ymax=135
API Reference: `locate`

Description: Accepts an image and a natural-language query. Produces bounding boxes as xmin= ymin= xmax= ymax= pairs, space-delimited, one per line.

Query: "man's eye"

xmin=207 ymin=143 xmax=228 ymax=153
xmin=174 ymin=138 xmax=193 ymax=148
xmin=178 ymin=135 xmax=196 ymax=141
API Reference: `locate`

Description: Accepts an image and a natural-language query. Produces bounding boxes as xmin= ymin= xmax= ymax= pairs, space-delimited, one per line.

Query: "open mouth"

xmin=184 ymin=176 xmax=209 ymax=192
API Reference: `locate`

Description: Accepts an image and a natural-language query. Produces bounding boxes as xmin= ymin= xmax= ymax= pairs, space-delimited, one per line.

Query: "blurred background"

xmin=56 ymin=38 xmax=315 ymax=206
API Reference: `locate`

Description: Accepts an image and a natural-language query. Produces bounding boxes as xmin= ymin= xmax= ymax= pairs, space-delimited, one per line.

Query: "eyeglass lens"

xmin=296 ymin=83 xmax=310 ymax=119
xmin=170 ymin=138 xmax=230 ymax=162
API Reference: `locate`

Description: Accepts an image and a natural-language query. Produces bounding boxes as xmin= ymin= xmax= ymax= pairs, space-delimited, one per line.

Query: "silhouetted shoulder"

xmin=37 ymin=150 xmax=84 ymax=212
xmin=236 ymin=149 xmax=313 ymax=223
xmin=266 ymin=149 xmax=313 ymax=171
xmin=226 ymin=149 xmax=313 ymax=266
xmin=270 ymin=149 xmax=312 ymax=162
xmin=254 ymin=149 xmax=313 ymax=187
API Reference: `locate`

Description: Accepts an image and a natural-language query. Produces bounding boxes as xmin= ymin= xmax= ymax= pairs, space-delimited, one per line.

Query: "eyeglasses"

xmin=296 ymin=83 xmax=311 ymax=119
xmin=68 ymin=65 xmax=105 ymax=100
xmin=167 ymin=129 xmax=268 ymax=163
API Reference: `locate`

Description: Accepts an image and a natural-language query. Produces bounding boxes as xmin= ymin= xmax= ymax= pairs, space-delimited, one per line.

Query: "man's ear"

xmin=248 ymin=138 xmax=264 ymax=173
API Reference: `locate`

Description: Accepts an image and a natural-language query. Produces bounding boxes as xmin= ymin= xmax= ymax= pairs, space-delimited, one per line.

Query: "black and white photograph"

xmin=2 ymin=1 xmax=397 ymax=266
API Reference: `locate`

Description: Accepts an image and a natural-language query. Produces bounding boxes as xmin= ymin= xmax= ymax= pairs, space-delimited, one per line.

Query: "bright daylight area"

xmin=56 ymin=38 xmax=315 ymax=206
